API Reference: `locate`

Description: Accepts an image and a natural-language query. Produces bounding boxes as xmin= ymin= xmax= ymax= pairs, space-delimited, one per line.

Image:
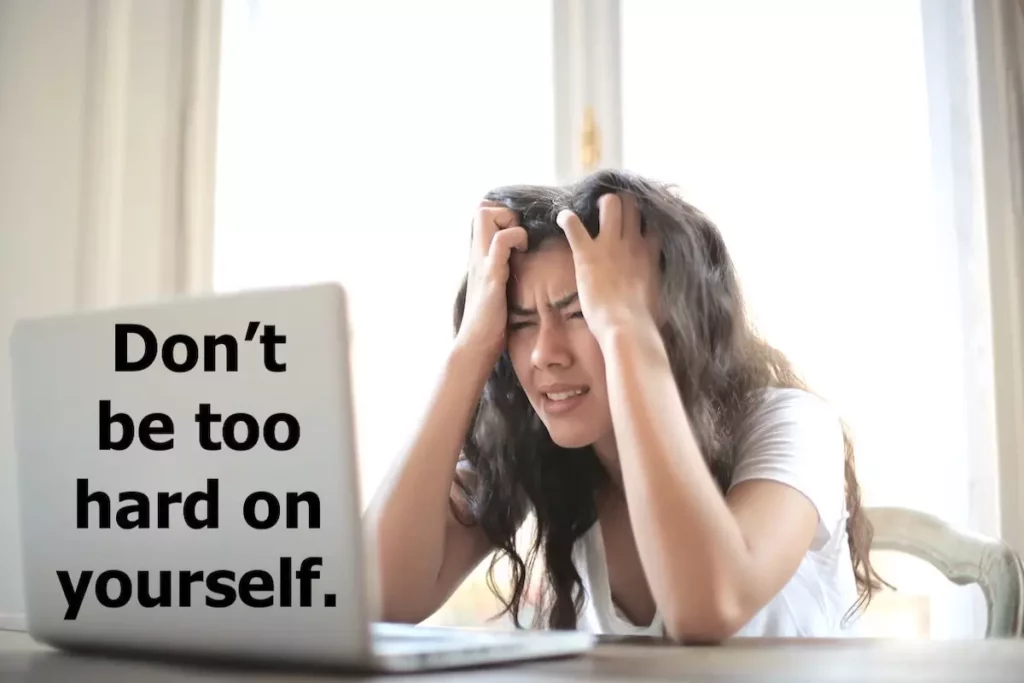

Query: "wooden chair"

xmin=866 ymin=506 xmax=1024 ymax=638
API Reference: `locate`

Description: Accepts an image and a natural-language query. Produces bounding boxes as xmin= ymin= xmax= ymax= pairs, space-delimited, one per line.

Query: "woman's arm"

xmin=365 ymin=342 xmax=496 ymax=624
xmin=598 ymin=318 xmax=821 ymax=642
xmin=554 ymin=194 xmax=829 ymax=643
xmin=366 ymin=202 xmax=527 ymax=624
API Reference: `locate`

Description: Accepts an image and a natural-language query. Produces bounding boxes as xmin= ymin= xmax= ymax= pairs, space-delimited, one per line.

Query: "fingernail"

xmin=556 ymin=209 xmax=572 ymax=228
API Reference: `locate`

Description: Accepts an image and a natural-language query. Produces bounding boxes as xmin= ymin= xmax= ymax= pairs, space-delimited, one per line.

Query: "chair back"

xmin=866 ymin=506 xmax=1024 ymax=638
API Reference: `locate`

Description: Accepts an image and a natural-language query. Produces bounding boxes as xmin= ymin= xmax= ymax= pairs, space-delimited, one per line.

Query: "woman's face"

xmin=506 ymin=239 xmax=614 ymax=450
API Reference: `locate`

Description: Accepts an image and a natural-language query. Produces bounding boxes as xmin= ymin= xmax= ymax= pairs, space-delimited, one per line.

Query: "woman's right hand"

xmin=455 ymin=201 xmax=528 ymax=363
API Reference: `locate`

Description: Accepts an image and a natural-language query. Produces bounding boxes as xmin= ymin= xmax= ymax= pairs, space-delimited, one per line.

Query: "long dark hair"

xmin=450 ymin=168 xmax=884 ymax=631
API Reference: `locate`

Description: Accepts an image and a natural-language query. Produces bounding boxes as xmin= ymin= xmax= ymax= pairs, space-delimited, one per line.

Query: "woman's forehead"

xmin=508 ymin=241 xmax=577 ymax=300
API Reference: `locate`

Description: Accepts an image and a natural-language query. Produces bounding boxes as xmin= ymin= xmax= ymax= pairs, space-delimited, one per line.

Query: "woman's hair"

xmin=450 ymin=168 xmax=884 ymax=631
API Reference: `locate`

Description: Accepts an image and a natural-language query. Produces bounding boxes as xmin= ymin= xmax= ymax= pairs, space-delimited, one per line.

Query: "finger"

xmin=468 ymin=200 xmax=503 ymax=246
xmin=472 ymin=204 xmax=517 ymax=257
xmin=620 ymin=193 xmax=642 ymax=242
xmin=487 ymin=225 xmax=528 ymax=266
xmin=598 ymin=193 xmax=623 ymax=240
xmin=556 ymin=209 xmax=590 ymax=252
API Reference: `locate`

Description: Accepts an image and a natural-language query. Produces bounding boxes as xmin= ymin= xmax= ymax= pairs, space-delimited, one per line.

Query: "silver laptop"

xmin=8 ymin=282 xmax=594 ymax=672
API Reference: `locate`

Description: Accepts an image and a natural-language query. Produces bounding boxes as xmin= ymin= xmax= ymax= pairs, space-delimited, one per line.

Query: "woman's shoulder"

xmin=749 ymin=386 xmax=839 ymax=414
xmin=735 ymin=386 xmax=846 ymax=459
xmin=731 ymin=387 xmax=849 ymax=550
xmin=737 ymin=387 xmax=844 ymax=442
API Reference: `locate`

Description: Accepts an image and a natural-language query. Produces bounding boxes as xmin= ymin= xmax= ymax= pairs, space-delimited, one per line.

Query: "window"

xmin=619 ymin=0 xmax=988 ymax=638
xmin=213 ymin=0 xmax=555 ymax=625
xmin=213 ymin=0 xmax=995 ymax=635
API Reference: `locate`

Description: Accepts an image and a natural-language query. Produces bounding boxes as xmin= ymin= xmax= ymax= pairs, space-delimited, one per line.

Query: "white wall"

xmin=0 ymin=0 xmax=219 ymax=630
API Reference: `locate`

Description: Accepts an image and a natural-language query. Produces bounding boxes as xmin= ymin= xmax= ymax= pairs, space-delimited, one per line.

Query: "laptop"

xmin=8 ymin=282 xmax=594 ymax=672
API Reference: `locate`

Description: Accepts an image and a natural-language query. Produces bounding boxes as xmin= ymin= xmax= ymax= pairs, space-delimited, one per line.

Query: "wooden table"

xmin=3 ymin=629 xmax=1024 ymax=682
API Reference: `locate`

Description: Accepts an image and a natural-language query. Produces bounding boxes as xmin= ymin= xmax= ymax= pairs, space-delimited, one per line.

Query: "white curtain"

xmin=0 ymin=0 xmax=220 ymax=631
xmin=972 ymin=0 xmax=1024 ymax=560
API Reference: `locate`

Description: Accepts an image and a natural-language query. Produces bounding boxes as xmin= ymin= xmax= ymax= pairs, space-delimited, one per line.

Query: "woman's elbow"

xmin=375 ymin=570 xmax=438 ymax=625
xmin=662 ymin=592 xmax=748 ymax=644
xmin=377 ymin=593 xmax=433 ymax=625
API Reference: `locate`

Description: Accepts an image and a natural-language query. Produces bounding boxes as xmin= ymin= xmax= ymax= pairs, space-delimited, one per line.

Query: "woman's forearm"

xmin=599 ymin=319 xmax=753 ymax=640
xmin=365 ymin=341 xmax=495 ymax=622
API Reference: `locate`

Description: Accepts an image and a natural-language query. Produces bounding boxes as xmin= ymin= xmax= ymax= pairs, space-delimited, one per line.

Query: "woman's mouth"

xmin=539 ymin=385 xmax=590 ymax=416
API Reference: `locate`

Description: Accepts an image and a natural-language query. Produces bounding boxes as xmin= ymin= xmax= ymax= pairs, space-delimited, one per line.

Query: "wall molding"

xmin=0 ymin=613 xmax=26 ymax=632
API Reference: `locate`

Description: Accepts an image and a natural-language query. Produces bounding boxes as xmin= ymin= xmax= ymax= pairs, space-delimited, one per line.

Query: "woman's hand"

xmin=556 ymin=193 xmax=660 ymax=345
xmin=455 ymin=201 xmax=528 ymax=362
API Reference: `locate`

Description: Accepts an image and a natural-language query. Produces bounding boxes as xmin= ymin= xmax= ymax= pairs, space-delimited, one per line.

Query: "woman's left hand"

xmin=556 ymin=193 xmax=660 ymax=345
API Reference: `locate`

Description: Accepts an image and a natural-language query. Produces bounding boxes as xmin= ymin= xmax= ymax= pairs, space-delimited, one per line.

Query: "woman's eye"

xmin=508 ymin=321 xmax=533 ymax=331
xmin=568 ymin=311 xmax=585 ymax=320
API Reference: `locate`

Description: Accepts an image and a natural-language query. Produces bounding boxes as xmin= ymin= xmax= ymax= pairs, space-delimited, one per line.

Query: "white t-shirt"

xmin=572 ymin=387 xmax=862 ymax=638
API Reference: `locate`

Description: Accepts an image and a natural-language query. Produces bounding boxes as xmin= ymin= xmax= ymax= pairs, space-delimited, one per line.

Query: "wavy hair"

xmin=450 ymin=169 xmax=884 ymax=631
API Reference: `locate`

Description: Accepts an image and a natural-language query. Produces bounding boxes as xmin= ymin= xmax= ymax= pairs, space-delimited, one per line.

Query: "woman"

xmin=368 ymin=169 xmax=884 ymax=641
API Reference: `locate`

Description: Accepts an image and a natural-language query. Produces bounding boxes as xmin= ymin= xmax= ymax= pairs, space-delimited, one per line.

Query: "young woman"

xmin=367 ymin=169 xmax=884 ymax=641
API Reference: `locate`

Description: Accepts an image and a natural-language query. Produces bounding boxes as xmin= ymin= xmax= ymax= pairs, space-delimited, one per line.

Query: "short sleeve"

xmin=727 ymin=389 xmax=847 ymax=551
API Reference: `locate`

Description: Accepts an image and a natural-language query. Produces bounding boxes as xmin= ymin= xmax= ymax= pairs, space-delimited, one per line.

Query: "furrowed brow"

xmin=509 ymin=291 xmax=578 ymax=316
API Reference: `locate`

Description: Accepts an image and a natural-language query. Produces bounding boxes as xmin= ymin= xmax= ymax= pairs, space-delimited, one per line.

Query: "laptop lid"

xmin=9 ymin=283 xmax=376 ymax=666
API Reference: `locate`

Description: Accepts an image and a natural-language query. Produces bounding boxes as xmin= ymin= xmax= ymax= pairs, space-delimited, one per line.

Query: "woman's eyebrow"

xmin=509 ymin=291 xmax=579 ymax=316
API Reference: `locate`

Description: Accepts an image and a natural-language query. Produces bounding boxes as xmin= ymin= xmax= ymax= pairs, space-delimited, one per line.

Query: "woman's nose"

xmin=530 ymin=322 xmax=572 ymax=369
